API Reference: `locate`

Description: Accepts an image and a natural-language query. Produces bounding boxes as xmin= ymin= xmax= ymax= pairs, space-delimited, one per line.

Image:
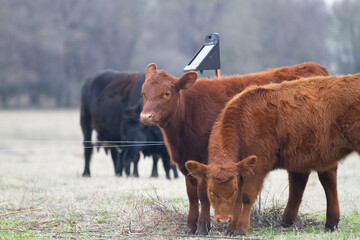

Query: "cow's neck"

xmin=160 ymin=88 xmax=208 ymax=165
xmin=159 ymin=77 xmax=249 ymax=168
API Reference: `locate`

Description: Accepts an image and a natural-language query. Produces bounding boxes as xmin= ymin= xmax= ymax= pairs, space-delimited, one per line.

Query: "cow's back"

xmin=274 ymin=74 xmax=360 ymax=170
xmin=93 ymin=73 xmax=142 ymax=140
xmin=81 ymin=70 xmax=118 ymax=115
xmin=209 ymin=62 xmax=330 ymax=101
xmin=219 ymin=74 xmax=360 ymax=172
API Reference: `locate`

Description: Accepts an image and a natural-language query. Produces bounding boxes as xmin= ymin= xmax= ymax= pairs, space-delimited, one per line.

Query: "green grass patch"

xmin=0 ymin=219 xmax=23 ymax=229
xmin=76 ymin=195 xmax=89 ymax=201
xmin=0 ymin=184 xmax=21 ymax=191
xmin=0 ymin=230 xmax=49 ymax=240
xmin=343 ymin=210 xmax=360 ymax=223
xmin=0 ymin=218 xmax=53 ymax=240
xmin=246 ymin=210 xmax=360 ymax=239
xmin=96 ymin=219 xmax=106 ymax=224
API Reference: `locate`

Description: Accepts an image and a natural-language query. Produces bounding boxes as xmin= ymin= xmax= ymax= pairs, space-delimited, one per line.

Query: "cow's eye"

xmin=164 ymin=91 xmax=171 ymax=97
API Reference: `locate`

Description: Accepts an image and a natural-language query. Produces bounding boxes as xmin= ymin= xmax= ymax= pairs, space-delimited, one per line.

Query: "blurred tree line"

xmin=0 ymin=0 xmax=359 ymax=108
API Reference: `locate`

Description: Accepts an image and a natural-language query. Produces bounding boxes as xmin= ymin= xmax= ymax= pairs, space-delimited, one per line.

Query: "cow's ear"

xmin=236 ymin=155 xmax=256 ymax=177
xmin=122 ymin=108 xmax=137 ymax=119
xmin=185 ymin=160 xmax=207 ymax=180
xmin=122 ymin=100 xmax=142 ymax=119
xmin=145 ymin=63 xmax=157 ymax=76
xmin=175 ymin=71 xmax=198 ymax=91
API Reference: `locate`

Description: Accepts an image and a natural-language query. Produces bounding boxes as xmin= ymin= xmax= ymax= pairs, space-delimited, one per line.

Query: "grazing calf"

xmin=186 ymin=74 xmax=360 ymax=236
xmin=140 ymin=62 xmax=330 ymax=235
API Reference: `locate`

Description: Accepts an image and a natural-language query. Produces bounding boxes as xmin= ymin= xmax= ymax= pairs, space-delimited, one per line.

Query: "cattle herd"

xmin=80 ymin=62 xmax=359 ymax=236
xmin=80 ymin=72 xmax=178 ymax=179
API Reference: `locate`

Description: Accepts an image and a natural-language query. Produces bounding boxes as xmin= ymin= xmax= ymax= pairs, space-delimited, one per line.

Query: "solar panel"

xmin=184 ymin=33 xmax=221 ymax=74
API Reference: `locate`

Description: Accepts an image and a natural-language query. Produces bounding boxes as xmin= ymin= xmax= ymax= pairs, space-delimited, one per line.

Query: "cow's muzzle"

xmin=140 ymin=112 xmax=157 ymax=126
xmin=215 ymin=215 xmax=233 ymax=224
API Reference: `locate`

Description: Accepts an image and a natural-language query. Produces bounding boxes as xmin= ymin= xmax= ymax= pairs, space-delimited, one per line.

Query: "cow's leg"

xmin=231 ymin=171 xmax=267 ymax=236
xmin=185 ymin=176 xmax=199 ymax=234
xmin=122 ymin=148 xmax=132 ymax=177
xmin=151 ymin=154 xmax=159 ymax=178
xmin=318 ymin=167 xmax=340 ymax=231
xmin=110 ymin=148 xmax=120 ymax=176
xmin=83 ymin=141 xmax=93 ymax=177
xmin=115 ymin=150 xmax=124 ymax=177
xmin=161 ymin=153 xmax=171 ymax=180
xmin=171 ymin=164 xmax=179 ymax=179
xmin=281 ymin=171 xmax=310 ymax=227
xmin=196 ymin=178 xmax=211 ymax=235
xmin=81 ymin=109 xmax=93 ymax=177
xmin=132 ymin=152 xmax=140 ymax=177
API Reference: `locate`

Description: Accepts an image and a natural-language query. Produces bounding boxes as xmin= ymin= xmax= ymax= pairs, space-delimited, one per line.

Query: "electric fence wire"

xmin=0 ymin=140 xmax=165 ymax=152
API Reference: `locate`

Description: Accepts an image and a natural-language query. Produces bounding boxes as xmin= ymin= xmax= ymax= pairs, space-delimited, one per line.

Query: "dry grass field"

xmin=0 ymin=109 xmax=359 ymax=239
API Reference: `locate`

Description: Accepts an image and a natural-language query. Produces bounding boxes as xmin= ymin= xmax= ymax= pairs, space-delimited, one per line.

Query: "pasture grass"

xmin=1 ymin=191 xmax=360 ymax=239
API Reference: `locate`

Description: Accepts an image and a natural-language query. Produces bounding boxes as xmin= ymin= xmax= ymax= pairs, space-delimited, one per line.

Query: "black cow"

xmin=80 ymin=70 xmax=143 ymax=177
xmin=80 ymin=70 xmax=178 ymax=179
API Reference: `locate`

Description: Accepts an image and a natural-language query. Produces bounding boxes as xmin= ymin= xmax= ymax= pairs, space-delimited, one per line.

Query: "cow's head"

xmin=122 ymin=99 xmax=143 ymax=120
xmin=140 ymin=63 xmax=198 ymax=127
xmin=185 ymin=156 xmax=256 ymax=224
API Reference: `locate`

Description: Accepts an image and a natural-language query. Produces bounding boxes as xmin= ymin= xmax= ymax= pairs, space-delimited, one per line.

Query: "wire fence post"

xmin=258 ymin=191 xmax=261 ymax=214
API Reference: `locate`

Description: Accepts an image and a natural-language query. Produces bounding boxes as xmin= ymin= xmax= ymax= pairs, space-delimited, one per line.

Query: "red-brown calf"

xmin=141 ymin=62 xmax=330 ymax=235
xmin=186 ymin=74 xmax=360 ymax=236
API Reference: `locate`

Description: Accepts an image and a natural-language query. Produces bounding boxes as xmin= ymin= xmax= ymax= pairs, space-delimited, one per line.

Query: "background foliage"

xmin=0 ymin=0 xmax=359 ymax=108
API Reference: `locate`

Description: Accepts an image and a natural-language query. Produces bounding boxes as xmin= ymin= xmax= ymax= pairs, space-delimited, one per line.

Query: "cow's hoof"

xmin=226 ymin=228 xmax=233 ymax=236
xmin=325 ymin=222 xmax=338 ymax=232
xmin=115 ymin=173 xmax=122 ymax=177
xmin=185 ymin=226 xmax=196 ymax=235
xmin=195 ymin=220 xmax=210 ymax=236
xmin=195 ymin=225 xmax=209 ymax=236
xmin=195 ymin=229 xmax=208 ymax=236
xmin=82 ymin=172 xmax=90 ymax=177
xmin=281 ymin=220 xmax=294 ymax=228
xmin=232 ymin=228 xmax=246 ymax=236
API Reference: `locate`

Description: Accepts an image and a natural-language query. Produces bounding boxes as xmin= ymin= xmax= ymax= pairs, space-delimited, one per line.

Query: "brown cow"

xmin=186 ymin=74 xmax=360 ymax=236
xmin=140 ymin=62 xmax=330 ymax=235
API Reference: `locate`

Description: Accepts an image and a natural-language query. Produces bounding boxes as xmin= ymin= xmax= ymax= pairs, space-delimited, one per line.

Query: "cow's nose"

xmin=215 ymin=216 xmax=232 ymax=224
xmin=140 ymin=112 xmax=153 ymax=122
